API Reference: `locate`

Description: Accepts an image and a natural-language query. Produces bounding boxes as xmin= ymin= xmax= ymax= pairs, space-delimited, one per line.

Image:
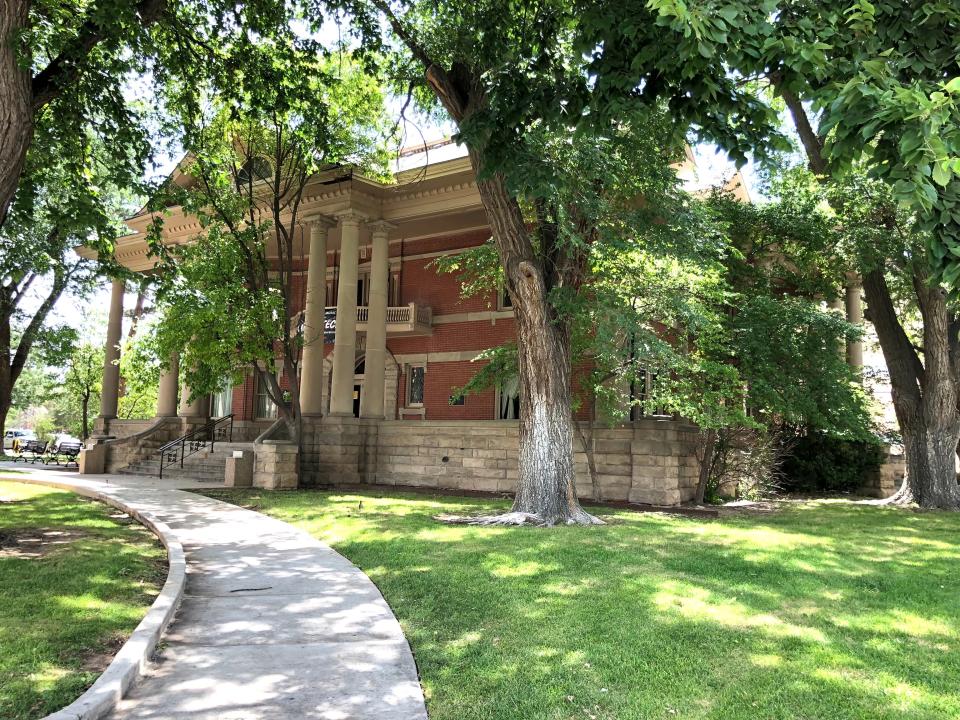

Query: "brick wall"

xmin=241 ymin=229 xmax=618 ymax=423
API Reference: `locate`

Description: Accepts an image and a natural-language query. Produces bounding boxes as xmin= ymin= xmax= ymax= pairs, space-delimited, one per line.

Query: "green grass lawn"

xmin=207 ymin=489 xmax=960 ymax=720
xmin=0 ymin=480 xmax=166 ymax=720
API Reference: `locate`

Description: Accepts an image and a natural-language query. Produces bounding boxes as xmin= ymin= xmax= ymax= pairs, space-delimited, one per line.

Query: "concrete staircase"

xmin=118 ymin=441 xmax=254 ymax=483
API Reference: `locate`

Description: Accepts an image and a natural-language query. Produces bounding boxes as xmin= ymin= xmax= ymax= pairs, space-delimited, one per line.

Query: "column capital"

xmin=335 ymin=210 xmax=369 ymax=226
xmin=303 ymin=213 xmax=337 ymax=230
xmin=367 ymin=219 xmax=397 ymax=236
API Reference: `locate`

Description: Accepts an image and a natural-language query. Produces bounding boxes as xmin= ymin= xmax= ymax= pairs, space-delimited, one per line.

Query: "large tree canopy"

xmin=758 ymin=1 xmax=960 ymax=282
xmin=146 ymin=49 xmax=390 ymax=463
xmin=333 ymin=0 xmax=810 ymax=524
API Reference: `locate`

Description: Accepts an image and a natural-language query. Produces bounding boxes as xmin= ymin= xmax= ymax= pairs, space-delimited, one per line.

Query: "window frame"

xmin=211 ymin=379 xmax=234 ymax=418
xmin=255 ymin=372 xmax=280 ymax=420
xmin=496 ymin=375 xmax=520 ymax=420
xmin=406 ymin=363 xmax=426 ymax=407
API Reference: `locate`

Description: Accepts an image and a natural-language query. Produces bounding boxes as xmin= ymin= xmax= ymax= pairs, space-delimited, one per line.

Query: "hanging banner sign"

xmin=324 ymin=308 xmax=337 ymax=343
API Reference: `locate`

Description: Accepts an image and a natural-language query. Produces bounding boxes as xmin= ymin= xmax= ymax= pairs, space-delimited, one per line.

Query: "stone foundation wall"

xmin=232 ymin=420 xmax=275 ymax=442
xmin=253 ymin=440 xmax=300 ymax=489
xmin=97 ymin=418 xmax=156 ymax=440
xmin=301 ymin=417 xmax=700 ymax=506
xmin=102 ymin=420 xmax=182 ymax=473
xmin=859 ymin=448 xmax=906 ymax=498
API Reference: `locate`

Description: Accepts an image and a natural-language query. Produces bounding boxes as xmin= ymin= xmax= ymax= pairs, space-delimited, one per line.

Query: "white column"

xmin=846 ymin=281 xmax=864 ymax=371
xmin=99 ymin=279 xmax=125 ymax=419
xmin=179 ymin=380 xmax=209 ymax=419
xmin=329 ymin=212 xmax=364 ymax=416
xmin=360 ymin=220 xmax=394 ymax=418
xmin=178 ymin=348 xmax=209 ymax=420
xmin=156 ymin=352 xmax=180 ymax=417
xmin=299 ymin=216 xmax=335 ymax=416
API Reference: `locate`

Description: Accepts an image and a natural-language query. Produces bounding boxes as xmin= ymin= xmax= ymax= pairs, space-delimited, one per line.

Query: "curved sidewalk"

xmin=6 ymin=467 xmax=427 ymax=720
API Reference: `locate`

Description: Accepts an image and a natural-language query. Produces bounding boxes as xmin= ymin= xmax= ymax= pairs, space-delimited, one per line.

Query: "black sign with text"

xmin=324 ymin=307 xmax=337 ymax=343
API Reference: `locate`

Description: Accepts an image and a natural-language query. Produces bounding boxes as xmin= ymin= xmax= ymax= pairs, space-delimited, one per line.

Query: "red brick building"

xmin=80 ymin=142 xmax=719 ymax=504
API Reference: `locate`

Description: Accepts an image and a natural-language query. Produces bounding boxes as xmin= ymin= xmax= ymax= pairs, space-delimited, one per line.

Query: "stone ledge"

xmin=11 ymin=476 xmax=186 ymax=720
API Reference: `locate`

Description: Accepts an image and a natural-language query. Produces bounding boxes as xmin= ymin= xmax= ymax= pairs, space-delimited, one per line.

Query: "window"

xmin=498 ymin=285 xmax=513 ymax=309
xmin=450 ymin=393 xmax=465 ymax=406
xmin=256 ymin=374 xmax=279 ymax=419
xmin=407 ymin=365 xmax=425 ymax=406
xmin=211 ymin=379 xmax=233 ymax=418
xmin=389 ymin=274 xmax=400 ymax=305
xmin=237 ymin=156 xmax=272 ymax=185
xmin=498 ymin=375 xmax=520 ymax=419
xmin=630 ymin=368 xmax=669 ymax=419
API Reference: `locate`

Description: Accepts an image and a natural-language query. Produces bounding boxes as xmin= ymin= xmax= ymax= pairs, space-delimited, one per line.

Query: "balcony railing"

xmin=326 ymin=302 xmax=432 ymax=337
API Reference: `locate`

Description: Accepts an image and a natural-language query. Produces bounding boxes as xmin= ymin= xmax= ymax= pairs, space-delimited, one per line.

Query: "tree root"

xmin=877 ymin=485 xmax=915 ymax=506
xmin=435 ymin=509 xmax=605 ymax=527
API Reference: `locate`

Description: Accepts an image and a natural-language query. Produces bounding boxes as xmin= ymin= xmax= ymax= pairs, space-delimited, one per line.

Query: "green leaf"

xmin=933 ymin=162 xmax=952 ymax=187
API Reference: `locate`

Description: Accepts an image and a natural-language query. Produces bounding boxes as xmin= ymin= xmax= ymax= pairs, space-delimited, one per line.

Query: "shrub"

xmin=701 ymin=427 xmax=786 ymax=503
xmin=779 ymin=430 xmax=885 ymax=493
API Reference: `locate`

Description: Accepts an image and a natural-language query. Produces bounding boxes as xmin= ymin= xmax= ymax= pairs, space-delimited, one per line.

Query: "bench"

xmin=44 ymin=441 xmax=84 ymax=468
xmin=12 ymin=439 xmax=49 ymax=463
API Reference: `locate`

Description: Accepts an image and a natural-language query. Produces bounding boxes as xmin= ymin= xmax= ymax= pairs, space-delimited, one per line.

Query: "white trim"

xmin=432 ymin=309 xmax=514 ymax=325
xmin=394 ymin=351 xmax=482 ymax=363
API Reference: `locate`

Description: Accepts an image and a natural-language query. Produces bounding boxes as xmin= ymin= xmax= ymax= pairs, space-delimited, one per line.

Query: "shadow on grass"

xmin=0 ymin=481 xmax=165 ymax=720
xmin=203 ymin=488 xmax=960 ymax=720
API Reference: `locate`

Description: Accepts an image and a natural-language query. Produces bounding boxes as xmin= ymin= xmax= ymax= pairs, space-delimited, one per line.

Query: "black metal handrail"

xmin=158 ymin=414 xmax=234 ymax=479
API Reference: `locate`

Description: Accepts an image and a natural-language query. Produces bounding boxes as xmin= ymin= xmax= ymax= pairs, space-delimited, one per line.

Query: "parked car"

xmin=54 ymin=433 xmax=82 ymax=447
xmin=3 ymin=429 xmax=36 ymax=450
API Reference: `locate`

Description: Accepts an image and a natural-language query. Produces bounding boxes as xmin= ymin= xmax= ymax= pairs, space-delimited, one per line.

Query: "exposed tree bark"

xmin=694 ymin=428 xmax=717 ymax=505
xmin=862 ymin=269 xmax=960 ymax=508
xmin=575 ymin=415 xmax=601 ymax=502
xmin=118 ymin=288 xmax=147 ymax=401
xmin=374 ymin=2 xmax=600 ymax=524
xmin=0 ymin=0 xmax=32 ymax=227
xmin=772 ymin=73 xmax=960 ymax=509
xmin=772 ymin=75 xmax=828 ymax=177
xmin=471 ymin=168 xmax=600 ymax=524
xmin=81 ymin=391 xmax=90 ymax=440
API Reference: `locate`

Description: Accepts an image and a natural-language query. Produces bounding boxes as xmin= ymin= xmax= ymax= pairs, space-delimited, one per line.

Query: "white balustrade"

xmin=324 ymin=304 xmax=431 ymax=332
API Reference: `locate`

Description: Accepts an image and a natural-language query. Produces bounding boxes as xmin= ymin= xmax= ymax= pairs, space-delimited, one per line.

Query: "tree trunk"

xmin=694 ymin=428 xmax=717 ymax=505
xmin=471 ymin=166 xmax=598 ymax=525
xmin=0 ymin=305 xmax=12 ymax=456
xmin=776 ymin=81 xmax=960 ymax=510
xmin=0 ymin=369 xmax=10 ymax=457
xmin=575 ymin=416 xmax=601 ymax=502
xmin=861 ymin=268 xmax=960 ymax=509
xmin=0 ymin=0 xmax=32 ymax=227
xmin=898 ymin=417 xmax=960 ymax=508
xmin=81 ymin=394 xmax=89 ymax=441
xmin=397 ymin=54 xmax=598 ymax=524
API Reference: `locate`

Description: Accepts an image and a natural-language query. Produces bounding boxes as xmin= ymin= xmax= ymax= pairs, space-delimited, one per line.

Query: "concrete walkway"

xmin=1 ymin=465 xmax=427 ymax=720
